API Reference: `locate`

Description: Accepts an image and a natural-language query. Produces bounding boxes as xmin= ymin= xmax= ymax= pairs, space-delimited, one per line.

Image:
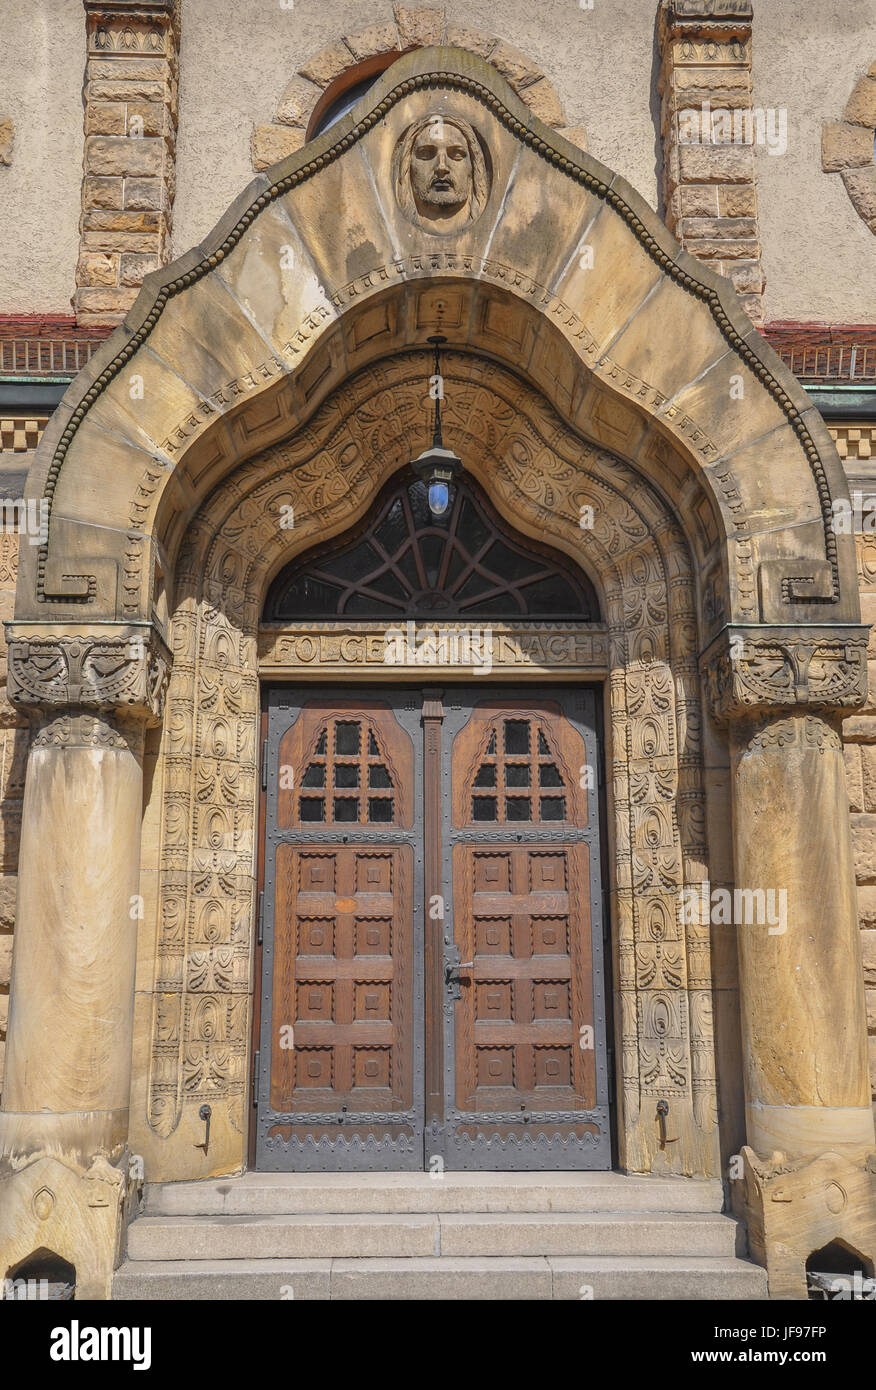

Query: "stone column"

xmin=0 ymin=626 xmax=169 ymax=1299
xmin=703 ymin=626 xmax=876 ymax=1298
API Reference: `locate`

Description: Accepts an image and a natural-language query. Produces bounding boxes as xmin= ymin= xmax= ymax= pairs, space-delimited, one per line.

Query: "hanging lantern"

xmin=411 ymin=334 xmax=462 ymax=516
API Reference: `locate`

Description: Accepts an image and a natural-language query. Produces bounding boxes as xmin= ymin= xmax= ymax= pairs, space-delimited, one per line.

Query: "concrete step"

xmin=144 ymin=1171 xmax=725 ymax=1217
xmin=126 ymin=1210 xmax=740 ymax=1261
xmin=113 ymin=1254 xmax=768 ymax=1301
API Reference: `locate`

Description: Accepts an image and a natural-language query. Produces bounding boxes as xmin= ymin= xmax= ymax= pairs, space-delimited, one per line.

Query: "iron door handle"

xmin=445 ymin=961 xmax=473 ymax=999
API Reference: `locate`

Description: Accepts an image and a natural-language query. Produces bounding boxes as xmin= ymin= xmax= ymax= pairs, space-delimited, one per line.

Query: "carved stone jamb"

xmin=133 ymin=352 xmax=720 ymax=1185
xmin=701 ymin=624 xmax=875 ymax=1299
xmin=657 ymin=0 xmax=766 ymax=325
xmin=0 ymin=622 xmax=170 ymax=1299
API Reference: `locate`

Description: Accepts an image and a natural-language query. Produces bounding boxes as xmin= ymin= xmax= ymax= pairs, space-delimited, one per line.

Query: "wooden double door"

xmin=253 ymin=687 xmax=610 ymax=1170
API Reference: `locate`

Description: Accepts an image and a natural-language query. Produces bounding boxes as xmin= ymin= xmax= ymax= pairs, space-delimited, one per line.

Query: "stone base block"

xmin=0 ymin=1152 xmax=135 ymax=1300
xmin=741 ymin=1145 xmax=876 ymax=1300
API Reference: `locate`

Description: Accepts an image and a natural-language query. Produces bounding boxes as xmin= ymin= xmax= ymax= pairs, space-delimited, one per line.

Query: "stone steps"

xmin=114 ymin=1173 xmax=769 ymax=1300
xmin=113 ymin=1254 xmax=767 ymax=1301
xmin=127 ymin=1210 xmax=741 ymax=1261
xmin=143 ymin=1171 xmax=726 ymax=1216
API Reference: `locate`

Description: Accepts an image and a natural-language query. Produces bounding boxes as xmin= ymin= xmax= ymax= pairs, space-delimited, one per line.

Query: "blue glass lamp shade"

xmin=411 ymin=444 xmax=462 ymax=517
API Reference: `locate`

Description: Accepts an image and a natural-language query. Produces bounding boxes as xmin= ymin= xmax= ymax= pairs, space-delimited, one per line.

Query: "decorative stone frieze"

xmin=822 ymin=59 xmax=876 ymax=236
xmin=5 ymin=625 xmax=171 ymax=725
xmin=701 ymin=625 xmax=870 ymax=724
xmin=832 ymin=422 xmax=876 ymax=463
xmin=76 ymin=1 xmax=180 ymax=326
xmin=0 ymin=417 xmax=48 ymax=453
xmin=658 ymin=0 xmax=765 ymax=324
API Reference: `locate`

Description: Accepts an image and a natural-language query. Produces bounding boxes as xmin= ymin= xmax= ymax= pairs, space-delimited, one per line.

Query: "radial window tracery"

xmin=265 ymin=472 xmax=599 ymax=621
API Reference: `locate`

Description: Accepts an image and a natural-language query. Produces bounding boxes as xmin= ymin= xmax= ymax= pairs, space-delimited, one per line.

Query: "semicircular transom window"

xmin=265 ymin=472 xmax=599 ymax=621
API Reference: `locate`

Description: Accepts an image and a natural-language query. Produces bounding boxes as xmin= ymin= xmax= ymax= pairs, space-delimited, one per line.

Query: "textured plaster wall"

xmin=754 ymin=0 xmax=876 ymax=323
xmin=0 ymin=0 xmax=84 ymax=313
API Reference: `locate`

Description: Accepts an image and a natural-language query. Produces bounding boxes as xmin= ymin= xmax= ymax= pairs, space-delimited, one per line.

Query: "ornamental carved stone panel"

xmin=700 ymin=627 xmax=869 ymax=725
xmin=6 ymin=628 xmax=171 ymax=726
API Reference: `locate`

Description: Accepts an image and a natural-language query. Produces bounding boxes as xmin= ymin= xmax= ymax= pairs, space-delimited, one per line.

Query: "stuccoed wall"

xmin=0 ymin=0 xmax=85 ymax=313
xmin=1 ymin=1 xmax=875 ymax=320
xmin=754 ymin=0 xmax=876 ymax=322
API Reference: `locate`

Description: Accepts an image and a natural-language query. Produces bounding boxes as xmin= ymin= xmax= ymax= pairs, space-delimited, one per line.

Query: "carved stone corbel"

xmin=700 ymin=625 xmax=869 ymax=725
xmin=5 ymin=624 xmax=172 ymax=727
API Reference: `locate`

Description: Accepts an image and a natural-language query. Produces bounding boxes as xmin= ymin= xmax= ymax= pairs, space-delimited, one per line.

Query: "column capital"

xmin=659 ymin=0 xmax=753 ymax=39
xmin=5 ymin=623 xmax=171 ymax=726
xmin=83 ymin=0 xmax=177 ymax=16
xmin=700 ymin=624 xmax=870 ymax=725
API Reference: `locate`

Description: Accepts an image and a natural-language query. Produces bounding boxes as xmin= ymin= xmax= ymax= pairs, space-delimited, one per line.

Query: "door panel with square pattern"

xmin=256 ymin=687 xmax=609 ymax=1171
xmin=431 ymin=691 xmax=610 ymax=1170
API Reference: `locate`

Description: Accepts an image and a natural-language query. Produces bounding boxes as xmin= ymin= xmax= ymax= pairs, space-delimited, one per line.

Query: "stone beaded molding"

xmin=38 ymin=55 xmax=841 ymax=607
xmin=822 ymin=59 xmax=876 ymax=236
xmin=252 ymin=4 xmax=584 ymax=171
xmin=700 ymin=626 xmax=869 ymax=724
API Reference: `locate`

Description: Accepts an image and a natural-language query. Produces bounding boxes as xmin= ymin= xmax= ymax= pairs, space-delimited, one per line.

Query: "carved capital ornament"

xmin=700 ymin=626 xmax=870 ymax=724
xmin=5 ymin=625 xmax=172 ymax=725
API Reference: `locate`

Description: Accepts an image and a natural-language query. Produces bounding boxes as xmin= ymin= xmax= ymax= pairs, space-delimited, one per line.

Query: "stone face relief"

xmin=395 ymin=113 xmax=489 ymax=232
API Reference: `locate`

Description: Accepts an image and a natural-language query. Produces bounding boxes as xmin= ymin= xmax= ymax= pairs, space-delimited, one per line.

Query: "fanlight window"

xmin=296 ymin=717 xmax=398 ymax=826
xmin=468 ymin=716 xmax=572 ymax=825
xmin=264 ymin=472 xmax=599 ymax=621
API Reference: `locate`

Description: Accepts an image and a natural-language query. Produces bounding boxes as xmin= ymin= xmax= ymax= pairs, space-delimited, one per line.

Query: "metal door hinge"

xmin=261 ymin=738 xmax=268 ymax=790
xmin=252 ymin=1049 xmax=260 ymax=1105
xmin=257 ymin=890 xmax=265 ymax=945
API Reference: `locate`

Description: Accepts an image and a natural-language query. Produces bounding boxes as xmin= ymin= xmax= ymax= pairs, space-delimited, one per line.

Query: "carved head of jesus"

xmin=396 ymin=113 xmax=488 ymax=231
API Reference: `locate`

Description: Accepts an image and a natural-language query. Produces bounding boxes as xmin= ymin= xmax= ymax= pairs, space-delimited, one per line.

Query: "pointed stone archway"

xmin=0 ymin=47 xmax=872 ymax=1299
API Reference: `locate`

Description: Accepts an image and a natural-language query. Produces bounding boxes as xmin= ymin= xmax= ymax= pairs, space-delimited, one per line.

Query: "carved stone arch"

xmin=252 ymin=7 xmax=583 ymax=171
xmin=6 ymin=46 xmax=874 ymax=1300
xmin=17 ymin=45 xmax=859 ymax=638
xmin=131 ymin=348 xmax=718 ymax=1180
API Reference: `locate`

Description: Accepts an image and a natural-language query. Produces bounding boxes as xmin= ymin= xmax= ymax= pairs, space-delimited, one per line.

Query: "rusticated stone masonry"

xmin=658 ymin=0 xmax=765 ymax=325
xmin=822 ymin=58 xmax=876 ymax=235
xmin=76 ymin=0 xmax=180 ymax=327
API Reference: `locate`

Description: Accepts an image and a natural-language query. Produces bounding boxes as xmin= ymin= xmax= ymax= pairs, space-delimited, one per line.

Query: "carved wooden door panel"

xmin=255 ymin=691 xmax=424 ymax=1170
xmin=256 ymin=686 xmax=609 ymax=1171
xmin=429 ymin=690 xmax=611 ymax=1170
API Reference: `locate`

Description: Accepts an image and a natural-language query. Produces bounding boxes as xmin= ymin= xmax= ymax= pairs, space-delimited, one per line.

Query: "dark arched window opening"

xmin=264 ymin=470 xmax=600 ymax=623
xmin=4 ymin=1249 xmax=76 ymax=1300
xmin=806 ymin=1240 xmax=874 ymax=1300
